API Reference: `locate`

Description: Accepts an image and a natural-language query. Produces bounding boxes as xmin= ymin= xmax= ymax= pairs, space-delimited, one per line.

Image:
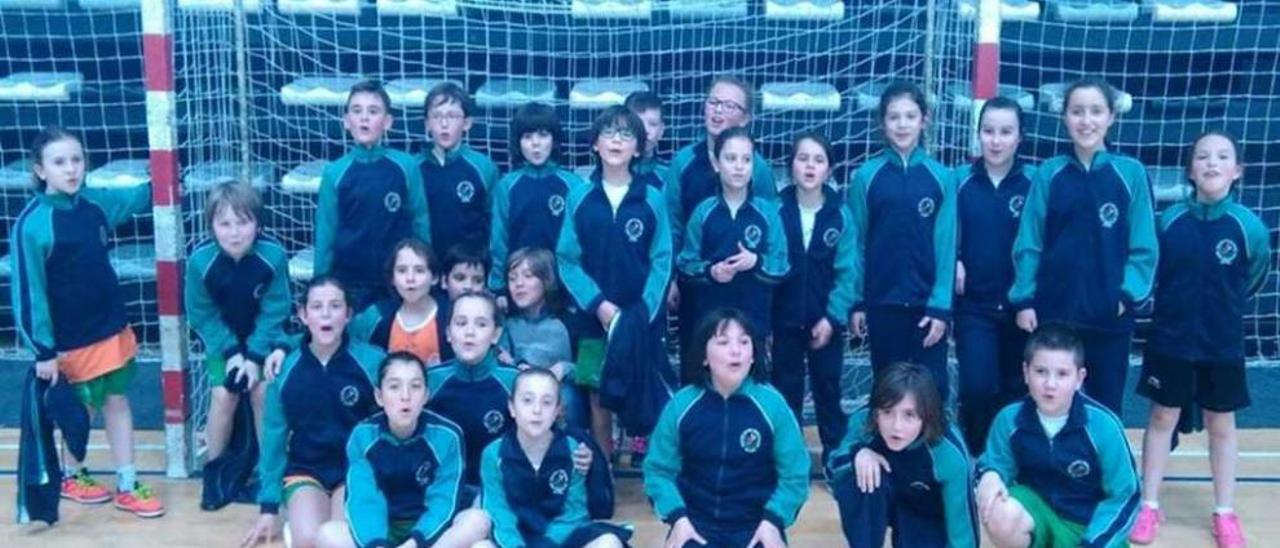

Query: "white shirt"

xmin=603 ymin=182 xmax=629 ymax=214
xmin=799 ymin=204 xmax=820 ymax=250
xmin=1038 ymin=411 xmax=1069 ymax=439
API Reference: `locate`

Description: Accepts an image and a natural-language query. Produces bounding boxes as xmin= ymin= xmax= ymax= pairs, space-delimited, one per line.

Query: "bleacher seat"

xmin=281 ymin=76 xmax=364 ymax=107
xmin=476 ymin=79 xmax=555 ymax=109
xmin=0 ymin=160 xmax=30 ymax=191
xmin=957 ymin=0 xmax=1043 ymax=20
xmin=0 ymin=0 xmax=63 ymax=8
xmin=1145 ymin=0 xmax=1238 ymax=23
xmin=949 ymin=83 xmax=1036 ymax=112
xmin=281 ymin=160 xmax=325 ymax=194
xmin=1053 ymin=0 xmax=1140 ymax=22
xmin=571 ymin=0 xmax=652 ymax=19
xmin=761 ymin=82 xmax=841 ymax=112
xmin=278 ymin=0 xmax=359 ymax=15
xmin=764 ymin=0 xmax=845 ymax=20
xmin=570 ymin=80 xmax=648 ymax=109
xmin=289 ymin=247 xmax=314 ymax=281
xmin=1148 ymin=165 xmax=1190 ymax=203
xmin=176 ymin=0 xmax=264 ymax=12
xmin=110 ymin=243 xmax=157 ymax=281
xmin=78 ymin=0 xmax=140 ymax=9
xmin=375 ymin=0 xmax=456 ymax=17
xmin=386 ymin=78 xmax=460 ymax=109
xmin=0 ymin=72 xmax=82 ymax=103
xmin=668 ymin=0 xmax=746 ymax=19
xmin=183 ymin=160 xmax=272 ymax=192
xmin=87 ymin=159 xmax=150 ymax=189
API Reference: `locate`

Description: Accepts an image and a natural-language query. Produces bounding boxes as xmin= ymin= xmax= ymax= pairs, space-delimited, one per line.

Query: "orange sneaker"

xmin=61 ymin=470 xmax=111 ymax=504
xmin=113 ymin=483 xmax=165 ymax=518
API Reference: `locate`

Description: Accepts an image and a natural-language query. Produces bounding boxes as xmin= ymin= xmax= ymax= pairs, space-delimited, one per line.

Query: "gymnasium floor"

xmin=2 ymin=428 xmax=1277 ymax=547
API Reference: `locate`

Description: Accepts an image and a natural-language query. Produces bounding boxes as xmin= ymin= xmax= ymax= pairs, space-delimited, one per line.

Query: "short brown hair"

xmin=506 ymin=247 xmax=562 ymax=312
xmin=707 ymin=74 xmax=755 ymax=116
xmin=203 ymin=180 xmax=262 ymax=228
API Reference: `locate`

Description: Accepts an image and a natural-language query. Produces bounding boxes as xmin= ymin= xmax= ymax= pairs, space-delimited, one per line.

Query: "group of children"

xmin=8 ymin=71 xmax=1270 ymax=548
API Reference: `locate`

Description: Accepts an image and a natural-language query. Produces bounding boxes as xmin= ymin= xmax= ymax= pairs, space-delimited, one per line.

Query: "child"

xmin=669 ymin=75 xmax=777 ymax=234
xmin=1010 ymin=77 xmax=1158 ymax=415
xmin=186 ymin=181 xmax=291 ymax=466
xmin=847 ymin=81 xmax=957 ymax=401
xmin=315 ymin=80 xmax=432 ymax=311
xmin=425 ymin=290 xmax=519 ymax=503
xmin=557 ymin=105 xmax=674 ymax=455
xmin=479 ymin=368 xmax=631 ymax=548
xmin=348 ymin=238 xmax=452 ymax=365
xmin=441 ymin=243 xmax=490 ymax=302
xmin=10 ymin=126 xmax=163 ymax=517
xmin=669 ymin=75 xmax=775 ymax=332
xmin=976 ymin=324 xmax=1139 ymax=548
xmin=1130 ymin=131 xmax=1271 ymax=547
xmin=771 ymin=131 xmax=857 ymax=461
xmin=953 ymin=97 xmax=1034 ymax=454
xmin=497 ymin=247 xmax=588 ymax=430
xmin=625 ymin=90 xmax=672 ymax=189
xmin=314 ymin=352 xmax=491 ymax=548
xmin=827 ymin=361 xmax=977 ymax=548
xmin=418 ymin=82 xmax=499 ymax=259
xmin=488 ymin=102 xmax=586 ymax=293
xmin=242 ymin=277 xmax=386 ymax=548
xmin=645 ymin=308 xmax=809 ymax=548
xmin=678 ymin=126 xmax=788 ymax=353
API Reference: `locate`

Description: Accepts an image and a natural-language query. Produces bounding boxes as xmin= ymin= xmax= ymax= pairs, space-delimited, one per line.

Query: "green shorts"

xmin=388 ymin=518 xmax=417 ymax=545
xmin=1008 ymin=484 xmax=1108 ymax=548
xmin=73 ymin=361 xmax=136 ymax=409
xmin=282 ymin=475 xmax=333 ymax=504
xmin=574 ymin=338 xmax=606 ymax=389
xmin=206 ymin=354 xmax=228 ymax=387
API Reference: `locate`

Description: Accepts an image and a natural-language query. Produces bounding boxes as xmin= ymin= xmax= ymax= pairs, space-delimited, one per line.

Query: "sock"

xmin=1215 ymin=506 xmax=1234 ymax=515
xmin=1143 ymin=500 xmax=1160 ymax=510
xmin=117 ymin=465 xmax=137 ymax=492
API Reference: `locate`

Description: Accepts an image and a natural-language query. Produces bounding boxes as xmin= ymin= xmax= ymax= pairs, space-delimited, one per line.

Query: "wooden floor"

xmin=1 ymin=428 xmax=1278 ymax=547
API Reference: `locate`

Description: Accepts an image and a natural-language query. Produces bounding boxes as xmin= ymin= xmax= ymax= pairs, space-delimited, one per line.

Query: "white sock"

xmin=1143 ymin=500 xmax=1160 ymax=510
xmin=117 ymin=465 xmax=137 ymax=492
xmin=1216 ymin=506 xmax=1234 ymax=515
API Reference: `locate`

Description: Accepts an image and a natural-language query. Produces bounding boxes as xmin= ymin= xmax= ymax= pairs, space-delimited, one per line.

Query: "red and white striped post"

xmin=141 ymin=0 xmax=194 ymax=478
xmin=971 ymin=0 xmax=1002 ymax=157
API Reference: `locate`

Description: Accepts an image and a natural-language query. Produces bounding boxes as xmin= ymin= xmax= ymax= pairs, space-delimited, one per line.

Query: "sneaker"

xmin=1130 ymin=506 xmax=1163 ymax=544
xmin=113 ymin=483 xmax=166 ymax=518
xmin=61 ymin=470 xmax=111 ymax=504
xmin=1213 ymin=512 xmax=1247 ymax=548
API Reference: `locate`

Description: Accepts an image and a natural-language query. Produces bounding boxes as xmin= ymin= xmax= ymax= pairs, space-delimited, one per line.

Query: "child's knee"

xmin=1148 ymin=404 xmax=1181 ymax=428
xmin=210 ymin=387 xmax=239 ymax=410
xmin=314 ymin=521 xmax=351 ymax=548
xmin=454 ymin=508 xmax=492 ymax=536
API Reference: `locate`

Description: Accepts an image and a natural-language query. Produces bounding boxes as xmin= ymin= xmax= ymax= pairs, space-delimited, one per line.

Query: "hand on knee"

xmin=984 ymin=499 xmax=1031 ymax=547
xmin=454 ymin=508 xmax=493 ymax=540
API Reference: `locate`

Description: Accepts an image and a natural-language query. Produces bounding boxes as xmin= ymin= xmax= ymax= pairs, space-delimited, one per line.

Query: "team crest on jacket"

xmin=384 ymin=191 xmax=402 ymax=213
xmin=1216 ymin=238 xmax=1239 ymax=265
xmin=909 ymin=481 xmax=932 ymax=492
xmin=743 ymin=225 xmax=763 ymax=249
xmin=415 ymin=460 xmax=433 ymax=486
xmin=625 ymin=218 xmax=645 ymax=243
xmin=1008 ymin=195 xmax=1026 ymax=218
xmin=548 ymin=468 xmax=570 ymax=495
xmin=252 ymin=283 xmax=266 ymax=300
xmin=740 ymin=428 xmax=762 ymax=453
xmin=1098 ymin=202 xmax=1119 ymax=228
xmin=917 ymin=197 xmax=936 ymax=218
xmin=339 ymin=385 xmax=360 ymax=407
xmin=822 ymin=227 xmax=841 ymax=248
xmin=483 ymin=409 xmax=505 ymax=434
xmin=456 ymin=181 xmax=476 ymax=203
xmin=1067 ymin=459 xmax=1091 ymax=479
xmin=548 ymin=194 xmax=566 ymax=217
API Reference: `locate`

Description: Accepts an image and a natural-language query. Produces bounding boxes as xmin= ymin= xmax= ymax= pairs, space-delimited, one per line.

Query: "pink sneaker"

xmin=1213 ymin=512 xmax=1246 ymax=548
xmin=1130 ymin=505 xmax=1163 ymax=544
